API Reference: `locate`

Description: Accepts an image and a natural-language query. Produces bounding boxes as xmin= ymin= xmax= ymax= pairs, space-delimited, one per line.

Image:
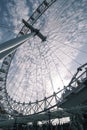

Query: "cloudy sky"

xmin=0 ymin=0 xmax=87 ymax=103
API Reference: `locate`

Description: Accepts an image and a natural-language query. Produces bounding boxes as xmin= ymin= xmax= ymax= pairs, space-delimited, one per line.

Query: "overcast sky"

xmin=0 ymin=0 xmax=87 ymax=103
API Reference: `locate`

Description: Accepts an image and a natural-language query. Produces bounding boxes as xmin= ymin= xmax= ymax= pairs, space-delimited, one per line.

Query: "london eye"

xmin=0 ymin=0 xmax=87 ymax=129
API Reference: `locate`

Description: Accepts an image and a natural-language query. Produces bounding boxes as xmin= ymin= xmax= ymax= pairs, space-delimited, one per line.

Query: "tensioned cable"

xmin=28 ymin=43 xmax=39 ymax=102
xmin=37 ymin=46 xmax=46 ymax=97
xmin=7 ymin=37 xmax=76 ymax=101
xmin=23 ymin=62 xmax=33 ymax=103
xmin=23 ymin=70 xmax=30 ymax=103
xmin=46 ymin=0 xmax=77 ymax=31
xmin=47 ymin=0 xmax=87 ymax=57
xmin=17 ymin=73 xmax=28 ymax=102
xmin=41 ymin=61 xmax=47 ymax=98
xmin=54 ymin=30 xmax=87 ymax=35
xmin=60 ymin=42 xmax=87 ymax=55
xmin=48 ymin=29 xmax=87 ymax=53
xmin=43 ymin=12 xmax=85 ymax=78
xmin=7 ymin=66 xmax=21 ymax=88
xmin=47 ymin=44 xmax=81 ymax=87
xmin=2 ymin=0 xmax=87 ymax=114
xmin=38 ymin=45 xmax=53 ymax=97
xmin=58 ymin=48 xmax=82 ymax=66
xmin=42 ymin=43 xmax=65 ymax=87
xmin=36 ymin=59 xmax=38 ymax=100
xmin=12 ymin=74 xmax=24 ymax=101
xmin=37 ymin=49 xmax=46 ymax=98
xmin=6 ymin=60 xmax=86 ymax=114
xmin=48 ymin=45 xmax=82 ymax=81
xmin=0 ymin=0 xmax=62 ymax=115
xmin=54 ymin=0 xmax=86 ymax=29
xmin=5 ymin=0 xmax=69 ymax=94
xmin=50 ymin=38 xmax=87 ymax=60
xmin=49 ymin=53 xmax=65 ymax=87
xmin=52 ymin=52 xmax=73 ymax=76
xmin=42 ymin=55 xmax=55 ymax=92
xmin=10 ymin=63 xmax=28 ymax=101
xmin=29 ymin=59 xmax=38 ymax=101
xmin=7 ymin=49 xmax=32 ymax=90
xmin=5 ymin=68 xmax=87 ymax=115
xmin=45 ymin=43 xmax=73 ymax=76
xmin=7 ymin=58 xmax=27 ymax=90
xmin=46 ymin=42 xmax=82 ymax=66
xmin=50 ymin=44 xmax=82 ymax=66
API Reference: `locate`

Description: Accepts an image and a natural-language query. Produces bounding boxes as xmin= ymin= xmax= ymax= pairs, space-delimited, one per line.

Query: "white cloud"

xmin=5 ymin=0 xmax=87 ymax=103
xmin=7 ymin=0 xmax=30 ymax=34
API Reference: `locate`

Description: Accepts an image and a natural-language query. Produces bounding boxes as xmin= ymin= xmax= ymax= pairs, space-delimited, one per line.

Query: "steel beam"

xmin=0 ymin=32 xmax=35 ymax=59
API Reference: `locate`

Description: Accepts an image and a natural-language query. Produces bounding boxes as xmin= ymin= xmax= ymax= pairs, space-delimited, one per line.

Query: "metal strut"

xmin=0 ymin=32 xmax=35 ymax=59
xmin=0 ymin=0 xmax=57 ymax=116
xmin=22 ymin=19 xmax=47 ymax=42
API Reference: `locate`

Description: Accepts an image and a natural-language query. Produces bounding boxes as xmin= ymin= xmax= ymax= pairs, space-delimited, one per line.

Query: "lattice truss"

xmin=0 ymin=0 xmax=87 ymax=116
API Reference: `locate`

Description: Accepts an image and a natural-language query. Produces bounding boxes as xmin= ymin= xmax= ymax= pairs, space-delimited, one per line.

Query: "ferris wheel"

xmin=0 ymin=0 xmax=87 ymax=126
